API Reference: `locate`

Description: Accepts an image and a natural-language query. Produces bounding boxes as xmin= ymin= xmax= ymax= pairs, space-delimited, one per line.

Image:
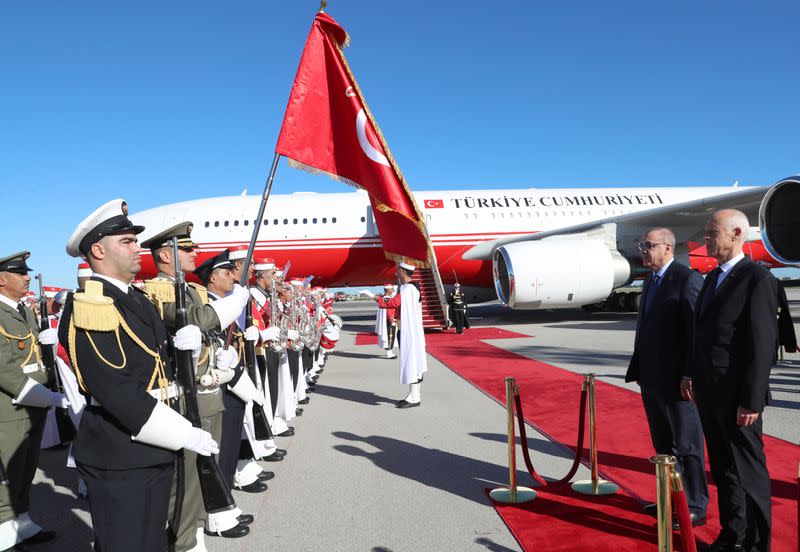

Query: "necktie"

xmin=16 ymin=302 xmax=26 ymax=319
xmin=643 ymin=274 xmax=660 ymax=315
xmin=700 ymin=267 xmax=721 ymax=312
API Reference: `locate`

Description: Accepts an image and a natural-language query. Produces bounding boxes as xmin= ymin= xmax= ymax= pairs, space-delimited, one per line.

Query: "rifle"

xmin=171 ymin=239 xmax=237 ymax=515
xmin=244 ymin=301 xmax=274 ymax=441
xmin=35 ymin=274 xmax=76 ymax=443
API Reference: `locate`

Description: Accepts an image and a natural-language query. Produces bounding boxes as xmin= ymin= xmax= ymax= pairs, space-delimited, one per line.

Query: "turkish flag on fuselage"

xmin=275 ymin=13 xmax=430 ymax=267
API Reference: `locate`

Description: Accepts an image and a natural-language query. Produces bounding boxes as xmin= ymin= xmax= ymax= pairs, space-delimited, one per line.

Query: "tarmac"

xmin=27 ymin=289 xmax=800 ymax=551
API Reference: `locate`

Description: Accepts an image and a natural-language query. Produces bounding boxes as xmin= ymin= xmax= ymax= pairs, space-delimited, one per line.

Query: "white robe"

xmin=398 ymin=284 xmax=428 ymax=384
xmin=275 ymin=351 xmax=296 ymax=422
xmin=375 ymin=307 xmax=389 ymax=350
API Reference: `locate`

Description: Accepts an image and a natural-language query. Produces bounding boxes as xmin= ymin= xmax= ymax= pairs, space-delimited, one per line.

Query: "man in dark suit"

xmin=625 ymin=227 xmax=708 ymax=527
xmin=682 ymin=209 xmax=779 ymax=552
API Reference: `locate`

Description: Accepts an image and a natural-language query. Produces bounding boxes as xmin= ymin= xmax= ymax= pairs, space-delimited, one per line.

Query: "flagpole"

xmin=225 ymin=152 xmax=281 ymax=346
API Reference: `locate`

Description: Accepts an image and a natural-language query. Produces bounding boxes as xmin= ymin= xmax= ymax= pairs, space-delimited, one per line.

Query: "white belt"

xmin=91 ymin=383 xmax=181 ymax=407
xmin=22 ymin=363 xmax=42 ymax=375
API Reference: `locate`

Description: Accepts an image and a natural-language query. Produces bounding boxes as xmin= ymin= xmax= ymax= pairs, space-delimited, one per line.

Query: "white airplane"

xmin=131 ymin=176 xmax=799 ymax=310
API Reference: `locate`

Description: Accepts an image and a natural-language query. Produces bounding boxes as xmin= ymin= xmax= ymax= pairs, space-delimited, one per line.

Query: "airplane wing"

xmin=462 ymin=185 xmax=770 ymax=260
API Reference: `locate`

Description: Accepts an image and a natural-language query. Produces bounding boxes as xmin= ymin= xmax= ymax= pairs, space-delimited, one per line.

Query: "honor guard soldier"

xmin=59 ymin=199 xmax=218 ymax=552
xmin=0 ymin=252 xmax=63 ymax=549
xmin=374 ymin=262 xmax=428 ymax=408
xmin=447 ymin=283 xmax=470 ymax=334
xmin=195 ymin=252 xmax=269 ymax=496
xmin=375 ymin=284 xmax=397 ymax=359
xmin=141 ymin=223 xmax=256 ymax=546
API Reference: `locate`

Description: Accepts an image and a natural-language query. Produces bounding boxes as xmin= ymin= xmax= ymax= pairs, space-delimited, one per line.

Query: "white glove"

xmin=231 ymin=284 xmax=250 ymax=306
xmin=214 ymin=347 xmax=238 ymax=371
xmin=243 ymin=325 xmax=259 ymax=342
xmin=174 ymin=325 xmax=202 ymax=352
xmin=51 ymin=392 xmax=70 ymax=409
xmin=13 ymin=379 xmax=63 ymax=409
xmin=213 ymin=368 xmax=235 ymax=385
xmin=260 ymin=326 xmax=280 ymax=341
xmin=183 ymin=427 xmax=219 ymax=456
xmin=287 ymin=329 xmax=299 ymax=341
xmin=38 ymin=328 xmax=58 ymax=346
xmin=229 ymin=373 xmax=264 ymax=405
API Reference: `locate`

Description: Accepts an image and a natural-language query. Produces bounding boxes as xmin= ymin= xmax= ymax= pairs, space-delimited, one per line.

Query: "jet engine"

xmin=760 ymin=176 xmax=800 ymax=266
xmin=493 ymin=239 xmax=631 ymax=309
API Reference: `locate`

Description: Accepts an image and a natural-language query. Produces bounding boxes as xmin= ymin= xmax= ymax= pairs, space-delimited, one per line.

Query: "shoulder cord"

xmin=68 ymin=312 xmax=170 ymax=403
xmin=0 ymin=325 xmax=40 ymax=368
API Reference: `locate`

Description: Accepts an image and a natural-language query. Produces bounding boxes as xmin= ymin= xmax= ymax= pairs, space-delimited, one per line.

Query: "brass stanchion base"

xmin=489 ymin=486 xmax=537 ymax=504
xmin=571 ymin=479 xmax=619 ymax=495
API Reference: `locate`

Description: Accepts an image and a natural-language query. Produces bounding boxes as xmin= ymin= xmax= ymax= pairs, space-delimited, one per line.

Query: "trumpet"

xmin=269 ymin=285 xmax=287 ymax=352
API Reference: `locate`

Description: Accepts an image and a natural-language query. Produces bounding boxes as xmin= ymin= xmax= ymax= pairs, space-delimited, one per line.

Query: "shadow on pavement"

xmin=313 ymin=385 xmax=398 ymax=406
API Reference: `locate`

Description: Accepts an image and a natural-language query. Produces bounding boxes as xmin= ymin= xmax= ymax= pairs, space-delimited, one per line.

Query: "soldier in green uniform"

xmin=0 ymin=252 xmax=64 ymax=550
xmin=141 ymin=223 xmax=255 ymax=546
xmin=447 ymin=283 xmax=470 ymax=334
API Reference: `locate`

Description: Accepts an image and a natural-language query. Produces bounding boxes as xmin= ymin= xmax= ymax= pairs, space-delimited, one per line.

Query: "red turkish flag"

xmin=424 ymin=199 xmax=444 ymax=209
xmin=275 ymin=13 xmax=430 ymax=267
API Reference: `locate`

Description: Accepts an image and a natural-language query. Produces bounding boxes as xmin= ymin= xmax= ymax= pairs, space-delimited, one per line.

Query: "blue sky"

xmin=1 ymin=1 xmax=798 ymax=287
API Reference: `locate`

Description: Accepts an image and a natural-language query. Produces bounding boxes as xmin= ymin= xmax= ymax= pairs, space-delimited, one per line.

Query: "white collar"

xmin=92 ymin=272 xmax=131 ymax=294
xmin=208 ymin=291 xmax=221 ymax=300
xmin=654 ymin=257 xmax=674 ymax=279
xmin=0 ymin=293 xmax=21 ymax=311
xmin=719 ymin=252 xmax=745 ymax=274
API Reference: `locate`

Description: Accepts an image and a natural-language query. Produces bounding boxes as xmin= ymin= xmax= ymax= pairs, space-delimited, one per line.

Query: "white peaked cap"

xmin=398 ymin=261 xmax=416 ymax=272
xmin=66 ymin=199 xmax=144 ymax=258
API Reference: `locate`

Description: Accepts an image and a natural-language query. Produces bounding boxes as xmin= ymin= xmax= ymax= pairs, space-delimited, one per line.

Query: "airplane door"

xmin=365 ymin=206 xmax=378 ymax=236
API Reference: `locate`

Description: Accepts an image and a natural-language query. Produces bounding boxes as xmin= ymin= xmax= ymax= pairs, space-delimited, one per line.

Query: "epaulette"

xmin=188 ymin=282 xmax=209 ymax=305
xmin=72 ymin=280 xmax=119 ymax=331
xmin=144 ymin=278 xmax=175 ymax=304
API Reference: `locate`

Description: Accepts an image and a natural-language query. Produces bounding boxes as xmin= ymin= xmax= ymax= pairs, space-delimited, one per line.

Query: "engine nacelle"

xmin=493 ymin=240 xmax=631 ymax=309
xmin=760 ymin=176 xmax=800 ymax=266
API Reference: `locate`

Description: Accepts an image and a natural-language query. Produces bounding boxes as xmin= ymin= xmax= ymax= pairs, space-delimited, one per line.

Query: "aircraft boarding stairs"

xmin=411 ymin=265 xmax=450 ymax=330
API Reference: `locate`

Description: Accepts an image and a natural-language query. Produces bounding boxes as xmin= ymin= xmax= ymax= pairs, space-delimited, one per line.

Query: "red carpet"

xmin=354 ymin=329 xmax=799 ymax=551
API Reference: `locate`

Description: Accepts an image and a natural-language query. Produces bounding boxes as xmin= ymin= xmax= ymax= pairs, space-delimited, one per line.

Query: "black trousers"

xmin=640 ymin=388 xmax=709 ymax=514
xmin=450 ymin=308 xmax=468 ymax=333
xmin=78 ymin=461 xmax=174 ymax=552
xmin=301 ymin=348 xmax=314 ymax=375
xmin=386 ymin=321 xmax=397 ymax=349
xmin=697 ymin=396 xmax=771 ymax=550
xmin=263 ymin=350 xmax=281 ymax=417
xmin=218 ymin=391 xmax=246 ymax=489
xmin=287 ymin=349 xmax=300 ymax=390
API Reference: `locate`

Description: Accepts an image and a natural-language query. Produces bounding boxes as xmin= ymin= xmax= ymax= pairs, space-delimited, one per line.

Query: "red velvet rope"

xmin=514 ymin=386 xmax=588 ymax=487
xmin=671 ymin=486 xmax=697 ymax=552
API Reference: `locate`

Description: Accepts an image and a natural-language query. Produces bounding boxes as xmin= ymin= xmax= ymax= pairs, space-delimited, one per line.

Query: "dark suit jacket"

xmin=58 ymin=277 xmax=177 ymax=470
xmin=626 ymin=260 xmax=702 ymax=400
xmin=691 ymin=258 xmax=778 ymax=413
xmin=777 ymin=282 xmax=797 ymax=351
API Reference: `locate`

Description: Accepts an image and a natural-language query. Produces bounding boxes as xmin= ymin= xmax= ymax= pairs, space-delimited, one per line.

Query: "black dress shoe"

xmin=278 ymin=428 xmax=295 ymax=437
xmin=236 ymin=481 xmax=268 ymax=493
xmin=397 ymin=401 xmax=420 ymax=409
xmin=643 ymin=503 xmax=657 ymax=517
xmin=396 ymin=399 xmax=409 ymax=406
xmin=697 ymin=543 xmax=743 ymax=552
xmin=261 ymin=450 xmax=285 ymax=461
xmin=205 ymin=525 xmax=249 ymax=538
xmin=276 ymin=448 xmax=287 ymax=454
xmin=21 ymin=530 xmax=56 ymax=544
xmin=296 ymin=408 xmax=304 ymax=414
xmin=257 ymin=471 xmax=275 ymax=482
xmin=237 ymin=514 xmax=254 ymax=526
xmin=298 ymin=398 xmax=310 ymax=405
xmin=672 ymin=512 xmax=706 ymax=530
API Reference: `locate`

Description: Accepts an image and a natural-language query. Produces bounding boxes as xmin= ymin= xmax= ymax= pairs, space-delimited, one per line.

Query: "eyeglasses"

xmin=637 ymin=241 xmax=667 ymax=252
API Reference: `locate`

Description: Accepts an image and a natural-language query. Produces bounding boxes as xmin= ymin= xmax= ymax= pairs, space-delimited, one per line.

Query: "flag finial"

xmin=319 ymin=0 xmax=327 ymax=13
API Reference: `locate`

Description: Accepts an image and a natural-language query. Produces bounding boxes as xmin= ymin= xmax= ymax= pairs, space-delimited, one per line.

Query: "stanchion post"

xmin=490 ymin=377 xmax=536 ymax=504
xmin=670 ymin=469 xmax=697 ymax=552
xmin=650 ymin=454 xmax=677 ymax=552
xmin=572 ymin=373 xmax=619 ymax=496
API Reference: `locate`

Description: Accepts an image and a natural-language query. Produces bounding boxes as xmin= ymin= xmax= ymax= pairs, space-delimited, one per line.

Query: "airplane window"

xmin=360 ymin=216 xmax=365 ymax=222
xmin=303 ymin=218 xmax=307 ymax=224
xmin=283 ymin=219 xmax=288 ymax=225
xmin=274 ymin=219 xmax=278 ymax=225
xmin=322 ymin=218 xmax=327 ymax=223
xmin=234 ymin=220 xmax=239 ymax=226
xmin=244 ymin=220 xmax=249 ymax=226
xmin=293 ymin=218 xmax=298 ymax=224
xmin=214 ymin=221 xmax=219 ymax=227
xmin=332 ymin=217 xmax=337 ymax=223
xmin=313 ymin=218 xmax=317 ymax=223
xmin=263 ymin=219 xmax=268 ymax=226
xmin=205 ymin=222 xmax=210 ymax=227
xmin=224 ymin=221 xmax=229 ymax=227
